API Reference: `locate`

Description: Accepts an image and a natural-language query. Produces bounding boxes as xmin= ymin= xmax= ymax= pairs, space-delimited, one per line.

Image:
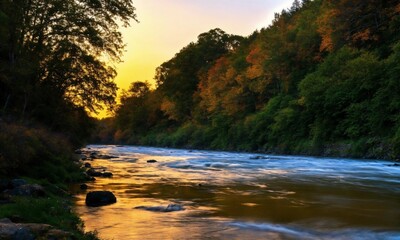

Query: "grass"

xmin=0 ymin=121 xmax=98 ymax=239
xmin=0 ymin=194 xmax=98 ymax=239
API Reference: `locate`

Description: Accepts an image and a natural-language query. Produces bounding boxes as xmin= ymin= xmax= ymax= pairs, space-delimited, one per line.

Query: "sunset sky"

xmin=102 ymin=0 xmax=294 ymax=117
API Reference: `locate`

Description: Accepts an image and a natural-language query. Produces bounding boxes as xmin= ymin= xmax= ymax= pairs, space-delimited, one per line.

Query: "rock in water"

xmin=147 ymin=159 xmax=157 ymax=163
xmin=84 ymin=162 xmax=91 ymax=168
xmin=85 ymin=191 xmax=116 ymax=207
xmin=165 ymin=204 xmax=185 ymax=212
xmin=134 ymin=204 xmax=184 ymax=212
xmin=102 ymin=172 xmax=113 ymax=178
xmin=86 ymin=168 xmax=102 ymax=177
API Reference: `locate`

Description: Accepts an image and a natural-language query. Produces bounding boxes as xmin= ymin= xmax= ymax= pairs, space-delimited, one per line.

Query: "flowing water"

xmin=73 ymin=145 xmax=400 ymax=240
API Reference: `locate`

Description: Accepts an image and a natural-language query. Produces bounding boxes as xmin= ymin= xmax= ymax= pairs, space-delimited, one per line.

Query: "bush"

xmin=0 ymin=121 xmax=82 ymax=183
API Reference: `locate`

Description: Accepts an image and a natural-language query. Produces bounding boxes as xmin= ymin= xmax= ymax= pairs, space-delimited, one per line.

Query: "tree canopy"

xmin=103 ymin=0 xmax=400 ymax=159
xmin=0 ymin=0 xmax=136 ymax=115
xmin=0 ymin=0 xmax=136 ymax=143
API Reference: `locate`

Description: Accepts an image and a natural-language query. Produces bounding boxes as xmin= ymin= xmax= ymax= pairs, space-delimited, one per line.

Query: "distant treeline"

xmin=97 ymin=0 xmax=400 ymax=159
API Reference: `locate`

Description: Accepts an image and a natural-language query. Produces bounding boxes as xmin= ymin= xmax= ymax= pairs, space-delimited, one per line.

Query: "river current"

xmin=73 ymin=145 xmax=400 ymax=240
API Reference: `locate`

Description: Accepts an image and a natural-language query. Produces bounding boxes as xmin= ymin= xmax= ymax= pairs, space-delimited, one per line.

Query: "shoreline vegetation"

xmin=0 ymin=121 xmax=98 ymax=239
xmin=95 ymin=0 xmax=400 ymax=161
xmin=0 ymin=0 xmax=136 ymax=238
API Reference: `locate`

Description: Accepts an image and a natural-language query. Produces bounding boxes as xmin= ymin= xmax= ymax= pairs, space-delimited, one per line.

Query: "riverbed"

xmin=73 ymin=145 xmax=400 ymax=239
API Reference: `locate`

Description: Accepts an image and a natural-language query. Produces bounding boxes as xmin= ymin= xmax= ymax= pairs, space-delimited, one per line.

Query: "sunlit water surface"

xmin=73 ymin=145 xmax=400 ymax=240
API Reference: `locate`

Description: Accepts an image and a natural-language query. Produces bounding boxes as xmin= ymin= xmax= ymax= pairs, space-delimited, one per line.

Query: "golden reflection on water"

xmin=73 ymin=146 xmax=400 ymax=240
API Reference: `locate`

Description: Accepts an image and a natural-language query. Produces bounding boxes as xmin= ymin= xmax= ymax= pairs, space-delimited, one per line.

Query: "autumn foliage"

xmin=110 ymin=0 xmax=400 ymax=159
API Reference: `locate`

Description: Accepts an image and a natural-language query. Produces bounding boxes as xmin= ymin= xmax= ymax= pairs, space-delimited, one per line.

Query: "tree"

xmin=155 ymin=28 xmax=244 ymax=122
xmin=0 ymin=0 xmax=137 ymax=116
xmin=317 ymin=0 xmax=399 ymax=52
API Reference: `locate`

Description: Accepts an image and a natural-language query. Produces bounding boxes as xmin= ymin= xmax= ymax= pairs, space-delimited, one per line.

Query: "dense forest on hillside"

xmin=98 ymin=0 xmax=400 ymax=160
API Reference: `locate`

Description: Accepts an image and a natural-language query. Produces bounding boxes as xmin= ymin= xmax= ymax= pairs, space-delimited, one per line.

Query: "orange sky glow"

xmin=99 ymin=0 xmax=294 ymax=118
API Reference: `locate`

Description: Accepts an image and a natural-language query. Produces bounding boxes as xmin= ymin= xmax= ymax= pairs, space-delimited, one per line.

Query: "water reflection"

xmin=73 ymin=145 xmax=400 ymax=239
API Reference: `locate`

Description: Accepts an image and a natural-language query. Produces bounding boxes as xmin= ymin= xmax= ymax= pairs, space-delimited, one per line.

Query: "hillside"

xmin=99 ymin=0 xmax=400 ymax=159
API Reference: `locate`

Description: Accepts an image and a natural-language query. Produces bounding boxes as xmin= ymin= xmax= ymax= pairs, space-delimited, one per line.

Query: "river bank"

xmin=0 ymin=178 xmax=98 ymax=239
xmin=0 ymin=121 xmax=98 ymax=239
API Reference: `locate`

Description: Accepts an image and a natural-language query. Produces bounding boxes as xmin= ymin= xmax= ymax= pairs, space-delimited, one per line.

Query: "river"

xmin=73 ymin=145 xmax=400 ymax=240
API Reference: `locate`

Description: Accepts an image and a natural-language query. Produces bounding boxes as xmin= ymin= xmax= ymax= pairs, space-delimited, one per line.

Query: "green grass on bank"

xmin=0 ymin=121 xmax=97 ymax=239
xmin=0 ymin=194 xmax=98 ymax=240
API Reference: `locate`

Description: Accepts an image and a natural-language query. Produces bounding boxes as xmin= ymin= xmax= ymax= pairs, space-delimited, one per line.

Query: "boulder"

xmin=147 ymin=159 xmax=157 ymax=163
xmin=0 ymin=219 xmax=71 ymax=240
xmin=85 ymin=191 xmax=117 ymax=207
xmin=6 ymin=184 xmax=45 ymax=197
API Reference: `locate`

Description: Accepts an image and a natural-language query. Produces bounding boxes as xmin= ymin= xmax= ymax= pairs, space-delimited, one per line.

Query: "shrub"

xmin=0 ymin=121 xmax=82 ymax=183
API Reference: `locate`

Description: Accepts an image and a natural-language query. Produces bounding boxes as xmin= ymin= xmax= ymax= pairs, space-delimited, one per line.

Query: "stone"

xmin=85 ymin=191 xmax=117 ymax=207
xmin=10 ymin=179 xmax=27 ymax=188
xmin=165 ymin=204 xmax=185 ymax=212
xmin=6 ymin=184 xmax=45 ymax=197
xmin=84 ymin=162 xmax=91 ymax=168
xmin=86 ymin=168 xmax=103 ymax=177
xmin=102 ymin=172 xmax=113 ymax=178
xmin=0 ymin=221 xmax=35 ymax=240
xmin=134 ymin=204 xmax=185 ymax=212
xmin=147 ymin=159 xmax=157 ymax=163
xmin=13 ymin=227 xmax=35 ymax=240
xmin=0 ymin=220 xmax=72 ymax=240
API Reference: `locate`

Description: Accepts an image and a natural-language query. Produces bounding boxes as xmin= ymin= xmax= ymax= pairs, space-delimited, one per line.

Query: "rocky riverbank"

xmin=0 ymin=173 xmax=98 ymax=240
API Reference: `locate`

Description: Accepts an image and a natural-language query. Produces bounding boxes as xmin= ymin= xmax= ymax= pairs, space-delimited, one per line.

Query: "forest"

xmin=0 ymin=0 xmax=399 ymax=238
xmin=0 ymin=0 xmax=136 ymax=238
xmin=0 ymin=0 xmax=136 ymax=176
xmin=95 ymin=0 xmax=400 ymax=160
